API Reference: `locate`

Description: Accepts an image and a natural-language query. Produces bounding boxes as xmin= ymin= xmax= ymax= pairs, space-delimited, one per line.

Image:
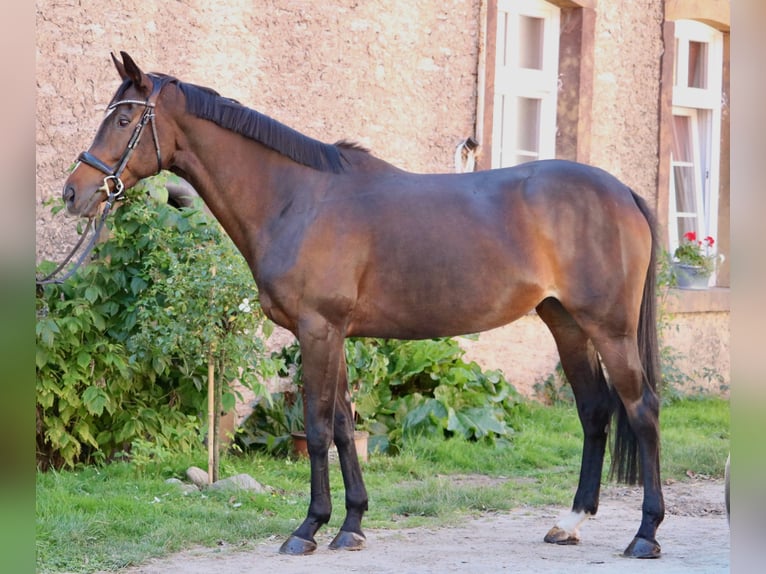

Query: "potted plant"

xmin=672 ymin=231 xmax=722 ymax=289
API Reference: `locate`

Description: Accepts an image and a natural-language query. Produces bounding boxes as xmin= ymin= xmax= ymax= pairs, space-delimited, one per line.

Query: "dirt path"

xmin=112 ymin=479 xmax=728 ymax=574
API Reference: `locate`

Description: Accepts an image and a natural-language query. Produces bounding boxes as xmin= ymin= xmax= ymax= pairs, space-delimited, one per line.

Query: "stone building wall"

xmin=35 ymin=0 xmax=729 ymax=397
xmin=36 ymin=0 xmax=481 ymax=262
xmin=588 ymin=0 xmax=665 ymax=205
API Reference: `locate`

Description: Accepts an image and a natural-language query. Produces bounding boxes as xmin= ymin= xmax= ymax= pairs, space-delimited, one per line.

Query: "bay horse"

xmin=62 ymin=52 xmax=664 ymax=558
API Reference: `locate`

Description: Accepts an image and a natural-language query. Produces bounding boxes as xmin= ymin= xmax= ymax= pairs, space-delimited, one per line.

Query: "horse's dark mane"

xmin=334 ymin=139 xmax=370 ymax=153
xmin=149 ymin=74 xmax=360 ymax=173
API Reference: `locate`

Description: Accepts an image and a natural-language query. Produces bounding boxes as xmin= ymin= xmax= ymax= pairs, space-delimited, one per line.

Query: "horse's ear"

xmin=118 ymin=51 xmax=152 ymax=95
xmin=111 ymin=52 xmax=128 ymax=80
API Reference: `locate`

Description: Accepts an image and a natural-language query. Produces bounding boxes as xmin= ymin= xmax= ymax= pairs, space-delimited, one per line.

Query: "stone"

xmin=185 ymin=466 xmax=210 ymax=488
xmin=209 ymin=473 xmax=267 ymax=493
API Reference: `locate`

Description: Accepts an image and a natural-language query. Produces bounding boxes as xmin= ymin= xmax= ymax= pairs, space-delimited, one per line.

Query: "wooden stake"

xmin=207 ymin=265 xmax=218 ymax=485
xmin=207 ymin=350 xmax=215 ymax=485
xmin=213 ymin=354 xmax=222 ymax=483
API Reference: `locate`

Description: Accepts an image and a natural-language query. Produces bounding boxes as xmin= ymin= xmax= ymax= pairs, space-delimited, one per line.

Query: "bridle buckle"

xmin=103 ymin=175 xmax=126 ymax=207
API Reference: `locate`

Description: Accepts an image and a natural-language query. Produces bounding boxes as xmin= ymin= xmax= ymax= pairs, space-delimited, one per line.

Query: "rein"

xmin=35 ymin=191 xmax=121 ymax=286
xmin=36 ymin=79 xmax=164 ymax=286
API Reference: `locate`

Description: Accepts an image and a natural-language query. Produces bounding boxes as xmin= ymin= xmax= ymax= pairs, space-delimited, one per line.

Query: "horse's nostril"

xmin=63 ymin=185 xmax=75 ymax=204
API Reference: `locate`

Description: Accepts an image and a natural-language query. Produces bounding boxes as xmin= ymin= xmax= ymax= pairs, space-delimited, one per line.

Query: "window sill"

xmin=663 ymin=287 xmax=730 ymax=314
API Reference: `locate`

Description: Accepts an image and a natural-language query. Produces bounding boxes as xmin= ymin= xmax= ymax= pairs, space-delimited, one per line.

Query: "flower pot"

xmin=291 ymin=430 xmax=369 ymax=462
xmin=672 ymin=263 xmax=711 ymax=290
xmin=291 ymin=431 xmax=309 ymax=458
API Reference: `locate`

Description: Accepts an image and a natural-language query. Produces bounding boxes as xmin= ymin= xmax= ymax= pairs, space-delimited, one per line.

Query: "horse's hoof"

xmin=329 ymin=530 xmax=366 ymax=551
xmin=544 ymin=526 xmax=580 ymax=545
xmin=623 ymin=536 xmax=661 ymax=558
xmin=279 ymin=535 xmax=317 ymax=555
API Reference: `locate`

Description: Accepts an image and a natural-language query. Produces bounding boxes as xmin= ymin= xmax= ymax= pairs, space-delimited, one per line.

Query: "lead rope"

xmin=35 ymin=188 xmax=123 ymax=286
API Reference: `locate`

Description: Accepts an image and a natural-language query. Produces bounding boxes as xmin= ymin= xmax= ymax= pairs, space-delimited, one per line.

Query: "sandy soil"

xmin=110 ymin=478 xmax=728 ymax=574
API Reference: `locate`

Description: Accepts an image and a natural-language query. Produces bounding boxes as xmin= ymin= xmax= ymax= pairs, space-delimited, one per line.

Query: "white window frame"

xmin=491 ymin=0 xmax=560 ymax=168
xmin=669 ymin=108 xmax=705 ymax=239
xmin=668 ymin=20 xmax=723 ymax=272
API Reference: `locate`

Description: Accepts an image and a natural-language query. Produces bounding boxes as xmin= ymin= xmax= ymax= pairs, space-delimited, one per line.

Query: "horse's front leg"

xmin=279 ymin=318 xmax=345 ymax=555
xmin=329 ymin=351 xmax=368 ymax=550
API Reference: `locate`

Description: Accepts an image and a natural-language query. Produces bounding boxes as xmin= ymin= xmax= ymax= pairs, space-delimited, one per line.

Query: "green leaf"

xmin=84 ymin=285 xmax=100 ymax=304
xmin=36 ymin=347 xmax=50 ymax=369
xmin=449 ymin=408 xmax=508 ymax=439
xmin=115 ymin=418 xmax=138 ymax=443
xmin=402 ymin=398 xmax=446 ymax=434
xmin=446 ymin=407 xmax=469 ymax=438
xmin=74 ymin=420 xmax=99 ymax=448
xmin=90 ymin=310 xmax=106 ymax=331
xmin=82 ymin=386 xmax=109 ymax=416
xmin=76 ymin=351 xmax=92 ymax=370
xmin=95 ymin=430 xmax=113 ymax=444
xmin=130 ymin=276 xmax=148 ymax=295
xmin=151 ymin=356 xmax=167 ymax=375
xmin=36 ymin=318 xmax=60 ymax=348
xmin=39 ymin=392 xmax=55 ymax=409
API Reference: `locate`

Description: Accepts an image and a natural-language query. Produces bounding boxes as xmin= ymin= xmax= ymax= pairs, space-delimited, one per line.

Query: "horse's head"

xmin=62 ymin=52 xmax=169 ymax=217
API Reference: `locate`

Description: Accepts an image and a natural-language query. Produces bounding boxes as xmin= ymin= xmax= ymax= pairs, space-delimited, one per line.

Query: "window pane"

xmin=671 ymin=115 xmax=693 ymax=163
xmin=516 ymin=97 xmax=540 ymax=163
xmin=673 ymin=166 xmax=698 ymax=213
xmin=688 ymin=41 xmax=708 ymax=89
xmin=518 ymin=16 xmax=544 ymax=70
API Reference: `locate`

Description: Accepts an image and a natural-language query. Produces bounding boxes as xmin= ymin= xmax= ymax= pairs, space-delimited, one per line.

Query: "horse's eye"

xmin=117 ymin=116 xmax=131 ymax=128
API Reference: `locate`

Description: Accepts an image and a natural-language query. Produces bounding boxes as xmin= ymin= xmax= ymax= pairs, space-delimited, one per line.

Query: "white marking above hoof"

xmin=544 ymin=510 xmax=590 ymax=544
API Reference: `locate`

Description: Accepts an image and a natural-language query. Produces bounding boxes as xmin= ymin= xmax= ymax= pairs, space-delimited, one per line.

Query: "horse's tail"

xmin=610 ymin=190 xmax=661 ymax=484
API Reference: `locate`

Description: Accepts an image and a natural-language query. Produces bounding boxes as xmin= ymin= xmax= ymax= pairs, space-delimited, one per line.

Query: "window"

xmin=670 ymin=109 xmax=705 ymax=239
xmin=669 ymin=20 xmax=724 ymax=274
xmin=490 ymin=0 xmax=560 ymax=168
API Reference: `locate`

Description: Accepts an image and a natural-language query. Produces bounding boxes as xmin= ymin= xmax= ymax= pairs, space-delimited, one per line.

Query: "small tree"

xmin=125 ymin=175 xmax=277 ymax=480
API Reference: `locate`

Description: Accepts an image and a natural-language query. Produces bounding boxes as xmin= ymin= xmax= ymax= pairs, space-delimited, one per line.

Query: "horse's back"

xmin=256 ymin=158 xmax=652 ymax=339
xmin=331 ymin=159 xmax=652 ymax=338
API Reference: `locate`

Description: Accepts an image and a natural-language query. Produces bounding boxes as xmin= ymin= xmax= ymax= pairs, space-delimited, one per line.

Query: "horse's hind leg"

xmin=328 ymin=351 xmax=368 ymax=551
xmin=537 ymin=299 xmax=612 ymax=545
xmin=592 ymin=332 xmax=664 ymax=558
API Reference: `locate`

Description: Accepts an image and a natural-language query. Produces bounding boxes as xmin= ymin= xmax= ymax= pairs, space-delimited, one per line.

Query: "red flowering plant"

xmin=673 ymin=231 xmax=719 ymax=275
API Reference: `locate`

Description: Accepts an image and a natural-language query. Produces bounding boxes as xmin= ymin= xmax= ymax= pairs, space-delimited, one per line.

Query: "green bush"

xmin=240 ymin=337 xmax=522 ymax=455
xmin=36 ymin=173 xmax=275 ymax=469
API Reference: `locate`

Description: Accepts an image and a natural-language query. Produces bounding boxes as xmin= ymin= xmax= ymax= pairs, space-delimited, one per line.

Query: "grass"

xmin=659 ymin=396 xmax=730 ymax=477
xmin=36 ymin=396 xmax=729 ymax=573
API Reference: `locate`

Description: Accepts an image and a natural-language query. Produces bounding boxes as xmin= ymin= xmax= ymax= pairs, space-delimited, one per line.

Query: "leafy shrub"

xmin=36 ymin=173 xmax=275 ymax=468
xmin=240 ymin=337 xmax=522 ymax=455
xmin=533 ymin=363 xmax=574 ymax=405
xmin=235 ymin=391 xmax=305 ymax=456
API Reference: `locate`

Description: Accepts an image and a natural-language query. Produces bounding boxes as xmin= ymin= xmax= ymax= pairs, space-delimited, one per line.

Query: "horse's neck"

xmin=169 ymin=119 xmax=307 ymax=265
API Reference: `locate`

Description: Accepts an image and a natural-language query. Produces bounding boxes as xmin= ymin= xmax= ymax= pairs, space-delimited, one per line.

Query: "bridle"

xmin=77 ymin=78 xmax=164 ymax=202
xmin=36 ymin=78 xmax=164 ymax=286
